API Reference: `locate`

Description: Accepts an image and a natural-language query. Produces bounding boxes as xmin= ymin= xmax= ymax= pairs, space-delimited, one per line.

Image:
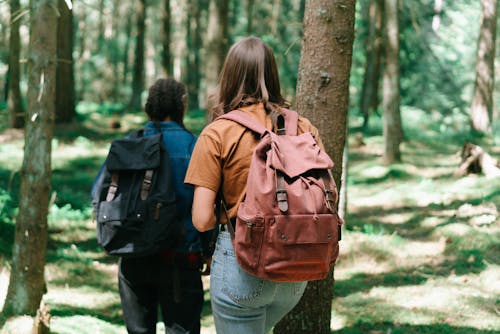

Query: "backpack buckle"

xmin=276 ymin=189 xmax=288 ymax=212
xmin=325 ymin=189 xmax=335 ymax=212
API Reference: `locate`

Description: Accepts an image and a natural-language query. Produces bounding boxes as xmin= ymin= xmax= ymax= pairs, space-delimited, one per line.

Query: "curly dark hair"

xmin=145 ymin=78 xmax=187 ymax=126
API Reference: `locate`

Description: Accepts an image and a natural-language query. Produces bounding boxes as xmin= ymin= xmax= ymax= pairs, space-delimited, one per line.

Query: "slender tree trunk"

xmin=204 ymin=0 xmax=229 ymax=104
xmin=97 ymin=0 xmax=105 ymax=52
xmin=8 ymin=0 xmax=25 ymax=129
xmin=432 ymin=0 xmax=443 ymax=32
xmin=55 ymin=0 xmax=75 ymax=123
xmin=186 ymin=0 xmax=203 ymax=111
xmin=3 ymin=0 xmax=57 ymax=316
xmin=360 ymin=0 xmax=383 ymax=130
xmin=382 ymin=0 xmax=402 ymax=164
xmin=470 ymin=0 xmax=497 ymax=134
xmin=129 ymin=0 xmax=147 ymax=111
xmin=122 ymin=7 xmax=134 ymax=86
xmin=271 ymin=0 xmax=281 ymax=35
xmin=274 ymin=1 xmax=356 ymax=332
xmin=161 ymin=0 xmax=172 ymax=77
xmin=246 ymin=0 xmax=254 ymax=35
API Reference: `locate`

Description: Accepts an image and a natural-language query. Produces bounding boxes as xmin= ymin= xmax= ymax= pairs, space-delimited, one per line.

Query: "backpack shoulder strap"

xmin=216 ymin=110 xmax=268 ymax=135
xmin=217 ymin=109 xmax=300 ymax=136
xmin=282 ymin=109 xmax=299 ymax=136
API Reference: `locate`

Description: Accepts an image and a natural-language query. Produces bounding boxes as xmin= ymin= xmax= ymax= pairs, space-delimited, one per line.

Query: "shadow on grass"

xmin=0 ymin=221 xmax=14 ymax=258
xmin=49 ymin=302 xmax=123 ymax=326
xmin=332 ymin=322 xmax=500 ymax=334
xmin=51 ymin=156 xmax=104 ymax=211
xmin=335 ymin=247 xmax=489 ymax=298
xmin=348 ymin=189 xmax=500 ymax=240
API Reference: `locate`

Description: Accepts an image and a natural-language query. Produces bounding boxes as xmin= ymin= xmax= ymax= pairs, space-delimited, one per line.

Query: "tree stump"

xmin=457 ymin=142 xmax=500 ymax=177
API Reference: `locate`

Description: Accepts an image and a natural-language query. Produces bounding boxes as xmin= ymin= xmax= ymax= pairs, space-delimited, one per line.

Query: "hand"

xmin=200 ymin=256 xmax=212 ymax=276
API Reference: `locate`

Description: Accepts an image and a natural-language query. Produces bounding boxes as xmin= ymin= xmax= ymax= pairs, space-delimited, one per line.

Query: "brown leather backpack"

xmin=217 ymin=109 xmax=343 ymax=282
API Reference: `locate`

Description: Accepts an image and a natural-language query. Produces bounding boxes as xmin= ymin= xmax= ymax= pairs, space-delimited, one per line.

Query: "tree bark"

xmin=186 ymin=0 xmax=203 ymax=111
xmin=55 ymin=0 xmax=75 ymax=123
xmin=122 ymin=6 xmax=134 ymax=86
xmin=161 ymin=0 xmax=173 ymax=77
xmin=274 ymin=0 xmax=356 ymax=332
xmin=382 ymin=0 xmax=402 ymax=164
xmin=246 ymin=0 xmax=254 ymax=35
xmin=129 ymin=0 xmax=147 ymax=111
xmin=470 ymin=0 xmax=497 ymax=134
xmin=204 ymin=0 xmax=229 ymax=104
xmin=3 ymin=0 xmax=57 ymax=316
xmin=359 ymin=0 xmax=383 ymax=130
xmin=8 ymin=0 xmax=25 ymax=129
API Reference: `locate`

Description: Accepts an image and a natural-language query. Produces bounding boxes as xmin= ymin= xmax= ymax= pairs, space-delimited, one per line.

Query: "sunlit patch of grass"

xmin=50 ymin=315 xmax=125 ymax=334
xmin=333 ymin=266 xmax=500 ymax=332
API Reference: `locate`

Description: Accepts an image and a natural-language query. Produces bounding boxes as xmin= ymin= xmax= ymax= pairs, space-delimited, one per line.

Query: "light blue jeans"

xmin=210 ymin=230 xmax=307 ymax=334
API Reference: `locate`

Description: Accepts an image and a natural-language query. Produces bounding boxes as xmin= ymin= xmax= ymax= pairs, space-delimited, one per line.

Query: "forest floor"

xmin=0 ymin=105 xmax=499 ymax=334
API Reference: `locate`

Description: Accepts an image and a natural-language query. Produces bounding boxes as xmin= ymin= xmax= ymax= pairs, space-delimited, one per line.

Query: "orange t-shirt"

xmin=184 ymin=103 xmax=323 ymax=223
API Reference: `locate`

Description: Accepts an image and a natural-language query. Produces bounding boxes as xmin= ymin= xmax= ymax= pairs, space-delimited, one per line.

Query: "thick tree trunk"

xmin=55 ymin=0 xmax=75 ymax=123
xmin=470 ymin=0 xmax=497 ymax=134
xmin=161 ymin=0 xmax=172 ymax=77
xmin=274 ymin=0 xmax=356 ymax=333
xmin=129 ymin=0 xmax=147 ymax=111
xmin=3 ymin=0 xmax=57 ymax=316
xmin=360 ymin=0 xmax=383 ymax=130
xmin=8 ymin=0 xmax=25 ymax=129
xmin=204 ymin=0 xmax=229 ymax=104
xmin=382 ymin=0 xmax=402 ymax=165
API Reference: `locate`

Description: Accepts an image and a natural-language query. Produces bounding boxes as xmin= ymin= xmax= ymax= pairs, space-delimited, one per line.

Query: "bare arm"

xmin=192 ymin=186 xmax=217 ymax=232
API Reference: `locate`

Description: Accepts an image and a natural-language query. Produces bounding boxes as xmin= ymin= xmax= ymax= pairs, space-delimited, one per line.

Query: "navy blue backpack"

xmin=92 ymin=131 xmax=183 ymax=257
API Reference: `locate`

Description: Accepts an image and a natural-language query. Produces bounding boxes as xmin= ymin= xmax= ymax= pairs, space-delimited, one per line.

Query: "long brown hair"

xmin=210 ymin=36 xmax=289 ymax=120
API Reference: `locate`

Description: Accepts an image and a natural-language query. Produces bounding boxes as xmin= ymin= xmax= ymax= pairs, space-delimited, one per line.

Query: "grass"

xmin=0 ymin=104 xmax=499 ymax=333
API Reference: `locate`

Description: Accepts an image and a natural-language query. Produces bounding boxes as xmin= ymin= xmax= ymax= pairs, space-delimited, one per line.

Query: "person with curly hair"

xmin=118 ymin=78 xmax=211 ymax=334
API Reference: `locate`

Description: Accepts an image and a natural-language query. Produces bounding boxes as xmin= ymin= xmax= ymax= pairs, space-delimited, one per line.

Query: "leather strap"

xmin=106 ymin=173 xmax=119 ymax=201
xmin=276 ymin=171 xmax=288 ymax=213
xmin=140 ymin=169 xmax=153 ymax=200
xmin=217 ymin=109 xmax=299 ymax=136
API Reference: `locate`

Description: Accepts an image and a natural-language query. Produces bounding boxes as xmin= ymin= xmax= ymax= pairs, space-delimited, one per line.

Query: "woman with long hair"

xmin=185 ymin=37 xmax=325 ymax=333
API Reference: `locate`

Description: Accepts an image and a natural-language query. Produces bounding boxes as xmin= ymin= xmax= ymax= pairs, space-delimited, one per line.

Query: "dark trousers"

xmin=118 ymin=254 xmax=204 ymax=334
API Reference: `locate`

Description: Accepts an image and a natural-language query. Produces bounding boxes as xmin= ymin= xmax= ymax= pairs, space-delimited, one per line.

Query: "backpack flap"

xmin=269 ymin=132 xmax=333 ymax=179
xmin=106 ymin=133 xmax=162 ymax=171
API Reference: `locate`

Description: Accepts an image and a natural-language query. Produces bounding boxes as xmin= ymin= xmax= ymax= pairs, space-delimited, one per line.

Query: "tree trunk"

xmin=97 ymin=0 xmax=105 ymax=52
xmin=360 ymin=0 xmax=383 ymax=130
xmin=3 ymin=0 xmax=57 ymax=316
xmin=129 ymin=0 xmax=147 ymax=111
xmin=246 ymin=0 xmax=254 ymax=35
xmin=274 ymin=0 xmax=356 ymax=332
xmin=204 ymin=0 xmax=229 ymax=104
xmin=8 ymin=0 xmax=25 ymax=129
xmin=186 ymin=0 xmax=203 ymax=111
xmin=470 ymin=0 xmax=497 ymax=134
xmin=432 ymin=0 xmax=443 ymax=32
xmin=382 ymin=0 xmax=402 ymax=165
xmin=122 ymin=6 xmax=134 ymax=86
xmin=55 ymin=0 xmax=75 ymax=123
xmin=161 ymin=0 xmax=172 ymax=77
